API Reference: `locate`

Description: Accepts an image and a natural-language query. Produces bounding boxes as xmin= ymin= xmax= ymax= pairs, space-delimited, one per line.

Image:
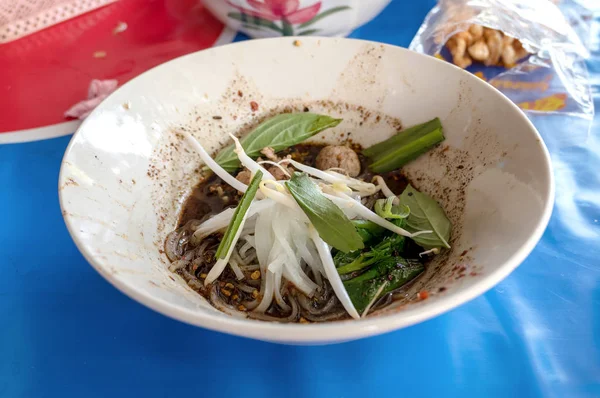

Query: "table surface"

xmin=1 ymin=1 xmax=600 ymax=397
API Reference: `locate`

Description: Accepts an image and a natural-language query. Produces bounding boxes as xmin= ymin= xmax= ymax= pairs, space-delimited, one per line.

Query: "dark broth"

xmin=171 ymin=143 xmax=417 ymax=322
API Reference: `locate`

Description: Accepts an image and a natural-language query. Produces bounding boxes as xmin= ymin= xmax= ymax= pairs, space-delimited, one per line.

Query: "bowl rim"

xmin=58 ymin=36 xmax=555 ymax=343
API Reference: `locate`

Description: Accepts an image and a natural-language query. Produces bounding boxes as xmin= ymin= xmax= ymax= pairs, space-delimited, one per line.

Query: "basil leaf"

xmin=343 ymin=257 xmax=424 ymax=314
xmin=286 ymin=173 xmax=364 ymax=253
xmin=398 ymin=185 xmax=451 ymax=249
xmin=215 ymin=170 xmax=263 ymax=259
xmin=215 ymin=113 xmax=342 ymax=172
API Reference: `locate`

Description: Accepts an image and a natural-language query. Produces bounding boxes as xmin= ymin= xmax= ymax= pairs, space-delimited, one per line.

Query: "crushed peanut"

xmin=445 ymin=25 xmax=529 ymax=68
xmin=200 ymin=273 xmax=207 ymax=279
xmin=225 ymin=282 xmax=235 ymax=289
xmin=293 ymin=39 xmax=302 ymax=47
xmin=231 ymin=294 xmax=239 ymax=301
xmin=252 ymin=289 xmax=259 ymax=299
xmin=250 ymin=270 xmax=261 ymax=280
xmin=238 ymin=305 xmax=247 ymax=311
xmin=299 ymin=317 xmax=310 ymax=324
xmin=221 ymin=289 xmax=232 ymax=297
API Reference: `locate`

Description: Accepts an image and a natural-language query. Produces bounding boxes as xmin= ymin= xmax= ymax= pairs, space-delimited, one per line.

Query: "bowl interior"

xmin=59 ymin=37 xmax=553 ymax=344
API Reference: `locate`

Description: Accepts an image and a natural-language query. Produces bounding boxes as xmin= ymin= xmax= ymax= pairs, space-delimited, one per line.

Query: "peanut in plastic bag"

xmin=409 ymin=0 xmax=594 ymax=123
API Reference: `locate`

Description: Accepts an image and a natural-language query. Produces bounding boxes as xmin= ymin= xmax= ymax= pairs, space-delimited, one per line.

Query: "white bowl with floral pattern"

xmin=203 ymin=0 xmax=391 ymax=38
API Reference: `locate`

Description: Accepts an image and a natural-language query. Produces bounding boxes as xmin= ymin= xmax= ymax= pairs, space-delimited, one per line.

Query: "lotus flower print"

xmin=226 ymin=0 xmax=350 ymax=36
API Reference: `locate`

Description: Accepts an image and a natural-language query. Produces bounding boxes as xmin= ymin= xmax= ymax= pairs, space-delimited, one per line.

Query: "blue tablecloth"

xmin=1 ymin=1 xmax=599 ymax=396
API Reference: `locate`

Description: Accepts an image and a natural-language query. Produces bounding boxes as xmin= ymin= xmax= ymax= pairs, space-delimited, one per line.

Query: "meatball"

xmin=315 ymin=145 xmax=361 ymax=177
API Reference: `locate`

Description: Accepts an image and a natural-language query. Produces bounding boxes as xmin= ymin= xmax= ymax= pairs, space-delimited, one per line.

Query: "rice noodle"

xmin=247 ymin=292 xmax=299 ymax=322
xmin=240 ymin=263 xmax=260 ymax=271
xmin=245 ymin=278 xmax=261 ymax=287
xmin=168 ymin=259 xmax=189 ymax=272
xmin=230 ymin=250 xmax=246 ymax=267
xmin=292 ymin=233 xmax=323 ymax=288
xmin=179 ymin=268 xmax=205 ymax=292
xmin=243 ymin=250 xmax=257 ymax=263
xmin=210 ymin=284 xmax=247 ymax=318
xmin=242 ymin=234 xmax=255 ymax=246
xmin=228 ymin=257 xmax=245 ymax=280
xmin=239 ymin=237 xmax=255 ymax=259
xmin=254 ymin=269 xmax=276 ymax=313
xmin=254 ymin=207 xmax=274 ymax=271
xmin=272 ymin=213 xmax=317 ymax=297
xmin=297 ymin=293 xmax=337 ymax=316
xmin=302 ymin=308 xmax=347 ymax=322
xmin=242 ymin=298 xmax=260 ymax=310
xmin=309 ymin=227 xmax=360 ymax=320
xmin=165 ymin=229 xmax=181 ymax=261
xmin=234 ymin=282 xmax=258 ymax=294
xmin=273 ymin=276 xmax=291 ymax=312
xmin=181 ymin=131 xmax=247 ymax=193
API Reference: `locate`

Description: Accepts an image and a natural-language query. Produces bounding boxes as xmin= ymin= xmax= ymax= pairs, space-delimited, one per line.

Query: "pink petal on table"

xmin=64 ymin=79 xmax=118 ymax=120
xmin=87 ymin=79 xmax=118 ymax=98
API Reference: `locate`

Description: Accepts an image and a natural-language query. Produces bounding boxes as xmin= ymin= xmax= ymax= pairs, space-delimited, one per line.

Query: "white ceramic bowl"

xmin=203 ymin=0 xmax=391 ymax=38
xmin=59 ymin=37 xmax=553 ymax=344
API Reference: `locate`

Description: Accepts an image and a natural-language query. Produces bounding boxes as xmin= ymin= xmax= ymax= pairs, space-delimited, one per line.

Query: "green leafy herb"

xmin=398 ymin=184 xmax=451 ymax=249
xmin=214 ymin=113 xmax=342 ymax=172
xmin=364 ymin=117 xmax=445 ymax=173
xmin=286 ymin=173 xmax=363 ymax=253
xmin=343 ymin=257 xmax=424 ymax=314
xmin=215 ymin=170 xmax=263 ymax=259
xmin=335 ymin=233 xmax=406 ymax=275
xmin=333 ymin=249 xmax=361 ymax=267
xmin=352 ymin=219 xmax=386 ymax=243
xmin=374 ymin=197 xmax=410 ymax=219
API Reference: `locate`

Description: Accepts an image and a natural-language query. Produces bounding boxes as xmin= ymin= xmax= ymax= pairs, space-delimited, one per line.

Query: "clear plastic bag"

xmin=409 ymin=0 xmax=594 ymax=124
